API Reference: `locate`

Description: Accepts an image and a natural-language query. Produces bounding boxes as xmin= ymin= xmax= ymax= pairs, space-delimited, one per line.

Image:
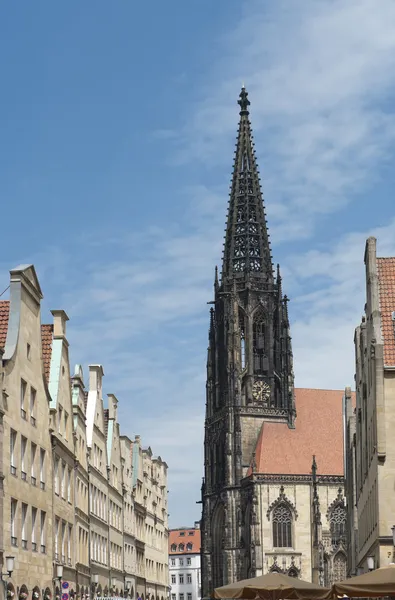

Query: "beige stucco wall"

xmin=256 ymin=481 xmax=346 ymax=582
xmin=2 ymin=267 xmax=54 ymax=595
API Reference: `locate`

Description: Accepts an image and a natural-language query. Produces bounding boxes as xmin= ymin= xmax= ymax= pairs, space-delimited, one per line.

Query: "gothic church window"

xmin=333 ymin=553 xmax=347 ymax=583
xmin=239 ymin=310 xmax=246 ymax=369
xmin=329 ymin=505 xmax=346 ymax=546
xmin=253 ymin=310 xmax=266 ymax=373
xmin=272 ymin=504 xmax=292 ymax=548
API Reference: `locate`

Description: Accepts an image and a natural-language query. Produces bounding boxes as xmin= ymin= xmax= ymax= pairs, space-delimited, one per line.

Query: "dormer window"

xmin=180 ymin=532 xmax=185 ymax=536
xmin=187 ymin=543 xmax=193 ymax=550
xmin=171 ymin=544 xmax=177 ymax=552
xmin=179 ymin=543 xmax=184 ymax=551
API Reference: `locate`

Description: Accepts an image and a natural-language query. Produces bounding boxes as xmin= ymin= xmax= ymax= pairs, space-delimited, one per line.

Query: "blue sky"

xmin=2 ymin=0 xmax=395 ymax=527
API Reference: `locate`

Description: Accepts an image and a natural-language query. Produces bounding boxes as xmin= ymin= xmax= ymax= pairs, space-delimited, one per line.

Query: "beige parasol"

xmin=213 ymin=572 xmax=332 ymax=600
xmin=332 ymin=562 xmax=395 ymax=597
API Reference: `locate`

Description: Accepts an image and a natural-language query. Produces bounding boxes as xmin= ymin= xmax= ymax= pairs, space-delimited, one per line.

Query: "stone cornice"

xmin=246 ymin=473 xmax=344 ymax=485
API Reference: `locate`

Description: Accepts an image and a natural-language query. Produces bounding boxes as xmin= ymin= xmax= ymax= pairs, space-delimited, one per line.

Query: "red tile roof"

xmin=169 ymin=528 xmax=201 ymax=554
xmin=0 ymin=301 xmax=10 ymax=350
xmin=251 ymin=388 xmax=352 ymax=477
xmin=41 ymin=324 xmax=53 ymax=382
xmin=377 ymin=257 xmax=395 ymax=366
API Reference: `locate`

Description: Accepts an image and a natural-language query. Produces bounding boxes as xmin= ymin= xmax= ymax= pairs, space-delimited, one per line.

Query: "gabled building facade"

xmin=0 ymin=265 xmax=169 ymax=600
xmin=48 ymin=310 xmax=77 ymax=595
xmin=72 ymin=365 xmax=91 ymax=596
xmin=106 ymin=395 xmax=124 ymax=595
xmin=201 ymin=89 xmax=350 ymax=594
xmin=120 ymin=435 xmax=137 ymax=599
xmin=344 ymin=237 xmax=395 ymax=574
xmin=143 ymin=449 xmax=169 ymax=600
xmin=86 ymin=366 xmax=110 ymax=595
xmin=0 ymin=265 xmax=54 ymax=599
xmin=132 ymin=436 xmax=148 ymax=600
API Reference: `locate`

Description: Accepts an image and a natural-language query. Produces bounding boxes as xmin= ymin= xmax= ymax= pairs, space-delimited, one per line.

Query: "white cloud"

xmin=174 ymin=0 xmax=395 ymax=242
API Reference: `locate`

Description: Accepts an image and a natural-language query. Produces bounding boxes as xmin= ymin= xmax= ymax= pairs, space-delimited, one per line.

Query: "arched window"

xmin=253 ymin=310 xmax=266 ymax=374
xmin=329 ymin=505 xmax=346 ymax=546
xmin=171 ymin=544 xmax=176 ymax=552
xmin=288 ymin=568 xmax=298 ymax=578
xmin=179 ymin=543 xmax=184 ymax=551
xmin=187 ymin=542 xmax=193 ymax=550
xmin=239 ymin=310 xmax=246 ymax=370
xmin=333 ymin=553 xmax=347 ymax=583
xmin=212 ymin=504 xmax=225 ymax=588
xmin=272 ymin=504 xmax=292 ymax=548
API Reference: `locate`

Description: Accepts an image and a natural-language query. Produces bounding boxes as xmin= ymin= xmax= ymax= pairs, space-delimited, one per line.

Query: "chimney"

xmin=89 ymin=365 xmax=104 ymax=396
xmin=51 ymin=310 xmax=69 ymax=339
xmin=108 ymin=394 xmax=118 ymax=420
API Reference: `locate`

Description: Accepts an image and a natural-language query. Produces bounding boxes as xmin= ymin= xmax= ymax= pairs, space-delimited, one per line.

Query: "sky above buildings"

xmin=1 ymin=0 xmax=395 ymax=526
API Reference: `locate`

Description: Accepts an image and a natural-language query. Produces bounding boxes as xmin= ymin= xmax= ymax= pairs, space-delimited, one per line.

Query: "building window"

xmin=30 ymin=387 xmax=36 ymax=425
xmin=179 ymin=558 xmax=184 ymax=566
xmin=21 ymin=503 xmax=28 ymax=549
xmin=330 ymin=505 xmax=347 ymax=546
xmin=171 ymin=543 xmax=177 ymax=552
xmin=187 ymin=543 xmax=193 ymax=551
xmin=31 ymin=507 xmax=37 ymax=551
xmin=179 ymin=575 xmax=184 ymax=584
xmin=172 ymin=595 xmax=176 ymax=600
xmin=40 ymin=510 xmax=46 ymax=553
xmin=187 ymin=574 xmax=192 ymax=584
xmin=55 ymin=518 xmax=60 ymax=559
xmin=187 ymin=557 xmax=191 ymax=566
xmin=54 ymin=458 xmax=60 ymax=495
xmin=179 ymin=543 xmax=184 ymax=552
xmin=40 ymin=449 xmax=46 ymax=489
xmin=272 ymin=504 xmax=292 ymax=548
xmin=64 ymin=412 xmax=69 ymax=440
xmin=171 ymin=558 xmax=176 ymax=566
xmin=61 ymin=521 xmax=66 ymax=562
xmin=253 ymin=309 xmax=266 ymax=374
xmin=171 ymin=575 xmax=176 ymax=584
xmin=11 ymin=498 xmax=17 ymax=546
xmin=61 ymin=462 xmax=66 ymax=498
xmin=20 ymin=379 xmax=27 ymax=419
xmin=21 ymin=436 xmax=27 ymax=480
xmin=58 ymin=406 xmax=63 ymax=434
xmin=31 ymin=443 xmax=37 ymax=485
xmin=10 ymin=429 xmax=17 ymax=475
xmin=187 ymin=595 xmax=192 ymax=600
xmin=67 ymin=468 xmax=72 ymax=502
xmin=179 ymin=595 xmax=184 ymax=600
xmin=68 ymin=525 xmax=72 ymax=565
xmin=27 ymin=343 xmax=31 ymax=359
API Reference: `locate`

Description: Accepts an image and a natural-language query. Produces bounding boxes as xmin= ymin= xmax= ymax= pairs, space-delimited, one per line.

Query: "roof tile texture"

xmin=377 ymin=257 xmax=395 ymax=366
xmin=253 ymin=388 xmax=352 ymax=476
xmin=0 ymin=300 xmax=10 ymax=349
xmin=41 ymin=324 xmax=54 ymax=382
xmin=169 ymin=529 xmax=201 ymax=554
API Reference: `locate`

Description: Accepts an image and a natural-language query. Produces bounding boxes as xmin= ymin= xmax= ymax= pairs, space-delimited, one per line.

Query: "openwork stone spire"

xmin=222 ymin=87 xmax=273 ymax=281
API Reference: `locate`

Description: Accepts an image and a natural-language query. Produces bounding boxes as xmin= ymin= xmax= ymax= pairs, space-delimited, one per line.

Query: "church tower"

xmin=201 ymin=88 xmax=295 ymax=595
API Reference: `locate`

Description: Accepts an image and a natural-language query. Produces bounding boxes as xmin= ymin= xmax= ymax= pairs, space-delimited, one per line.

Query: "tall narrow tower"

xmin=201 ymin=88 xmax=295 ymax=595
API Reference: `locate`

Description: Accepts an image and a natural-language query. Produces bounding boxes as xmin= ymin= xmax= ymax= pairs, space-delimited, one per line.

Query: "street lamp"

xmin=1 ymin=556 xmax=15 ymax=598
xmin=92 ymin=575 xmax=99 ymax=600
xmin=367 ymin=556 xmax=374 ymax=571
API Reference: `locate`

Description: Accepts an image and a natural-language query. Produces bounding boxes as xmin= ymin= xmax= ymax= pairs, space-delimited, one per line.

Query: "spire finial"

xmin=238 ymin=86 xmax=250 ymax=115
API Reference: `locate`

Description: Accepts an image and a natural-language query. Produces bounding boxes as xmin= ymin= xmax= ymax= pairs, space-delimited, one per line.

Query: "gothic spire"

xmin=222 ymin=87 xmax=273 ymax=282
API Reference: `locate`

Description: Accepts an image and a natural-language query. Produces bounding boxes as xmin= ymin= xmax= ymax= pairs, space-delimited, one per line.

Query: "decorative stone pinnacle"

xmin=238 ymin=86 xmax=250 ymax=115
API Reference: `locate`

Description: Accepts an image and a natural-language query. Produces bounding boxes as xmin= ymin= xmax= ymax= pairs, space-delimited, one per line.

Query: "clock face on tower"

xmin=252 ymin=380 xmax=270 ymax=403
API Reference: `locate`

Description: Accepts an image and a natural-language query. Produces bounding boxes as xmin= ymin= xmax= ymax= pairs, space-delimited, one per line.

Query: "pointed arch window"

xmin=253 ymin=310 xmax=266 ymax=374
xmin=272 ymin=504 xmax=292 ymax=548
xmin=333 ymin=553 xmax=347 ymax=583
xmin=329 ymin=505 xmax=346 ymax=546
xmin=239 ymin=310 xmax=246 ymax=370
